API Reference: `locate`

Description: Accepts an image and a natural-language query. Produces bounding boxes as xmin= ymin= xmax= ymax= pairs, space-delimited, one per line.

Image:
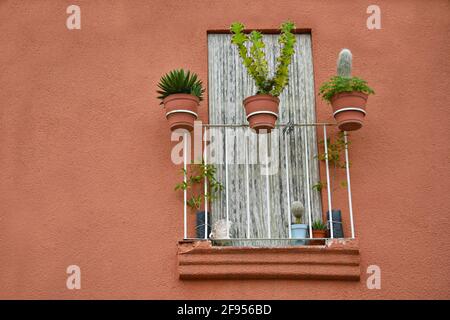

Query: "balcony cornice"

xmin=178 ymin=239 xmax=361 ymax=281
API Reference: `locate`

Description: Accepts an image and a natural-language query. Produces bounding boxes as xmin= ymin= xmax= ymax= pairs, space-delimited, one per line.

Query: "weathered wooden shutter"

xmin=207 ymin=33 xmax=322 ymax=244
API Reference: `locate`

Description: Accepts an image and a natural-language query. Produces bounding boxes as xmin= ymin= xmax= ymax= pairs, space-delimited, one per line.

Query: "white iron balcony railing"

xmin=179 ymin=122 xmax=356 ymax=246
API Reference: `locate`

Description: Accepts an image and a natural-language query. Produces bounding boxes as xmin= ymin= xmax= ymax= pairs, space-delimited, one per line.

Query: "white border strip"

xmin=333 ymin=107 xmax=366 ymax=117
xmin=183 ymin=133 xmax=188 ymax=239
xmin=165 ymin=110 xmax=198 ymax=118
xmin=246 ymin=111 xmax=278 ymax=120
xmin=323 ymin=125 xmax=334 ymax=239
xmin=344 ymin=131 xmax=355 ymax=239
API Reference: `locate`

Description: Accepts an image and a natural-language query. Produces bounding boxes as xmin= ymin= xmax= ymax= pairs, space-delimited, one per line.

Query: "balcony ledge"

xmin=178 ymin=239 xmax=360 ymax=281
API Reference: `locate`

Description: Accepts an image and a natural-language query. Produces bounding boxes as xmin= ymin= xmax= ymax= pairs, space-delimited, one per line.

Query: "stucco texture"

xmin=0 ymin=0 xmax=449 ymax=299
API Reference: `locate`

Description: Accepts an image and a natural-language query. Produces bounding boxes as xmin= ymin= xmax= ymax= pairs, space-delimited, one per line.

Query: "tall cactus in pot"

xmin=290 ymin=201 xmax=308 ymax=245
xmin=337 ymin=48 xmax=352 ymax=78
xmin=319 ymin=49 xmax=374 ymax=131
xmin=230 ymin=21 xmax=297 ymax=132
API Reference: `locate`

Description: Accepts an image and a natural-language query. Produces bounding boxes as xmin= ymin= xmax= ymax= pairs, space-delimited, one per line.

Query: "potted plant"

xmin=230 ymin=21 xmax=296 ymax=131
xmin=175 ymin=162 xmax=224 ymax=238
xmin=290 ymin=201 xmax=308 ymax=245
xmin=319 ymin=49 xmax=375 ymax=131
xmin=157 ymin=69 xmax=205 ymax=132
xmin=309 ymin=219 xmax=328 ymax=245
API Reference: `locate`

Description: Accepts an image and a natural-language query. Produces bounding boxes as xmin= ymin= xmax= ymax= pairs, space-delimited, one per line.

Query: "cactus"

xmin=230 ymin=21 xmax=296 ymax=96
xmin=337 ymin=48 xmax=352 ymax=78
xmin=291 ymin=201 xmax=305 ymax=224
xmin=320 ymin=48 xmax=374 ymax=103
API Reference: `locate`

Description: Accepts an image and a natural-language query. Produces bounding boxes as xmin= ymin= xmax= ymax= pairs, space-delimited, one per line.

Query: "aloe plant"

xmin=156 ymin=69 xmax=205 ymax=103
xmin=311 ymin=219 xmax=327 ymax=230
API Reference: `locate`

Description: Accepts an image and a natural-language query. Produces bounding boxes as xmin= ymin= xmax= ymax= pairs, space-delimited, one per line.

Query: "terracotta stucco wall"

xmin=0 ymin=0 xmax=449 ymax=299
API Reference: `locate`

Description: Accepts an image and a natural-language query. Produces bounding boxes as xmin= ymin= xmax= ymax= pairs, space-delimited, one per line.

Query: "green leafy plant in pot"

xmin=157 ymin=69 xmax=205 ymax=132
xmin=175 ymin=161 xmax=224 ymax=238
xmin=309 ymin=219 xmax=327 ymax=245
xmin=230 ymin=21 xmax=296 ymax=132
xmin=319 ymin=49 xmax=375 ymax=131
xmin=290 ymin=201 xmax=308 ymax=245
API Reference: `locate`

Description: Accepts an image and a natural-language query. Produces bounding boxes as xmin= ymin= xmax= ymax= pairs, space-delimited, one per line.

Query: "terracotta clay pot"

xmin=330 ymin=91 xmax=368 ymax=131
xmin=310 ymin=229 xmax=327 ymax=245
xmin=163 ymin=93 xmax=199 ymax=131
xmin=243 ymin=94 xmax=280 ymax=131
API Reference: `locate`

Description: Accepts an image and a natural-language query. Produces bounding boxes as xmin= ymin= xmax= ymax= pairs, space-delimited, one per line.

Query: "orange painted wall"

xmin=0 ymin=0 xmax=449 ymax=299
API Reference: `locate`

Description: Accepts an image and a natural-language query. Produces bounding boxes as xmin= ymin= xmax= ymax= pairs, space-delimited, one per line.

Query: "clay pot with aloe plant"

xmin=319 ymin=49 xmax=375 ymax=131
xmin=157 ymin=69 xmax=205 ymax=132
xmin=230 ymin=21 xmax=296 ymax=131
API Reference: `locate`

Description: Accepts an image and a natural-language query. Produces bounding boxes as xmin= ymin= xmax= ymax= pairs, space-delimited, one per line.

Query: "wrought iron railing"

xmin=179 ymin=122 xmax=356 ymax=245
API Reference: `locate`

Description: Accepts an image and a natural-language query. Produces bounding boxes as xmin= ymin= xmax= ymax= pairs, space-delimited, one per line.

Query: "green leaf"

xmin=319 ymin=76 xmax=375 ymax=103
xmin=156 ymin=69 xmax=204 ymax=102
xmin=311 ymin=219 xmax=327 ymax=230
xmin=230 ymin=21 xmax=296 ymax=96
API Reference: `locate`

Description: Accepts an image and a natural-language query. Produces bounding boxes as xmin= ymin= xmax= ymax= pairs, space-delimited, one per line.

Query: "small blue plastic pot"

xmin=291 ymin=224 xmax=308 ymax=245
